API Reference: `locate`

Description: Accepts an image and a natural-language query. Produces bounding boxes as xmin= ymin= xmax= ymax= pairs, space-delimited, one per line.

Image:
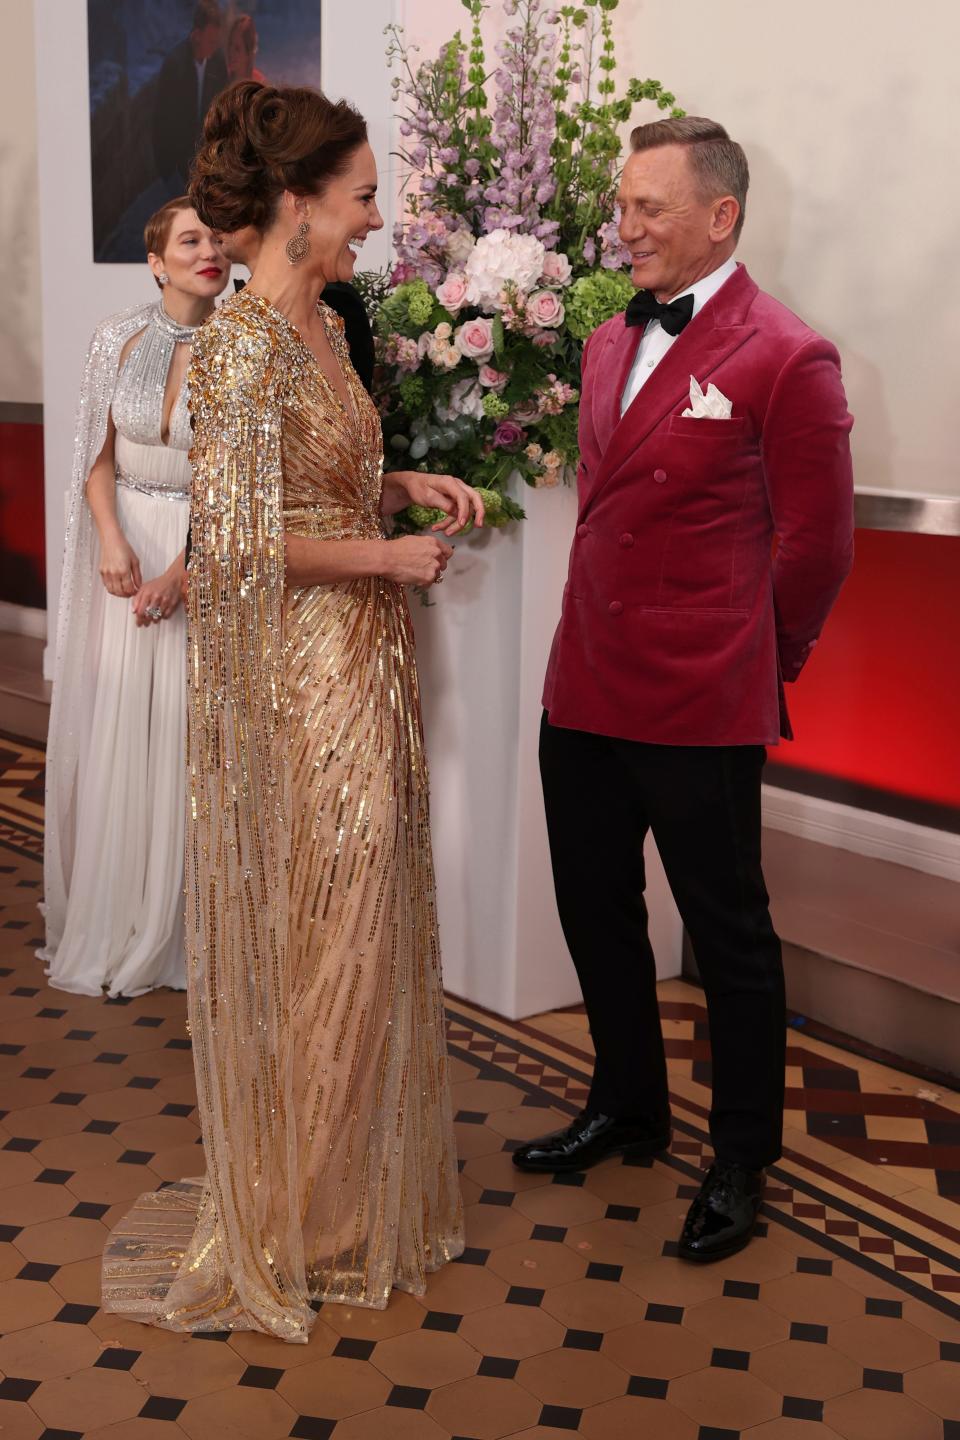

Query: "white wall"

xmin=0 ymin=0 xmax=42 ymax=404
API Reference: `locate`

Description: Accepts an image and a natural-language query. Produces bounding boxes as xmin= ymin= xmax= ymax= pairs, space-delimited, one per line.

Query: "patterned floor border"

xmin=446 ymin=999 xmax=960 ymax=1322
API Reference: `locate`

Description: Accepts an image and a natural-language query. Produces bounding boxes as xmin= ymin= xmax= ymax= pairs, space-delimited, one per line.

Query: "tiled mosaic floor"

xmin=1 ymin=730 xmax=959 ymax=1439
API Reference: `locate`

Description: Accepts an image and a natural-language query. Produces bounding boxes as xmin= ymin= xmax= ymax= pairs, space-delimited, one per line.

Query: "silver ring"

xmin=146 ymin=605 xmax=163 ymax=621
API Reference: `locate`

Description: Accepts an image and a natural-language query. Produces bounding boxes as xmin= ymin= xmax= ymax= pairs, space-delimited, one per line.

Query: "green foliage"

xmin=538 ymin=405 xmax=581 ymax=462
xmin=351 ymin=265 xmax=393 ymax=327
xmin=376 ymin=281 xmax=435 ymax=339
xmin=398 ymin=375 xmax=429 ymax=415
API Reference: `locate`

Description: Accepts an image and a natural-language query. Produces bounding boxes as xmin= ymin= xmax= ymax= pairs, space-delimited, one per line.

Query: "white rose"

xmin=435 ymin=379 xmax=485 ymax=422
xmin=445 ymin=229 xmax=476 ymax=267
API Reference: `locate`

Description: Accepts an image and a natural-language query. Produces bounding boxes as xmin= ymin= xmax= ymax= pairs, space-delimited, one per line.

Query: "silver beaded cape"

xmin=40 ymin=301 xmax=162 ymax=957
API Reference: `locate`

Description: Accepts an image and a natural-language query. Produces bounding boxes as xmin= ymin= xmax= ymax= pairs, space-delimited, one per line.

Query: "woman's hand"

xmin=132 ymin=555 xmax=186 ymax=628
xmin=99 ymin=531 xmax=142 ymax=598
xmin=391 ymin=472 xmax=486 ymax=536
xmin=383 ymin=535 xmax=454 ymax=588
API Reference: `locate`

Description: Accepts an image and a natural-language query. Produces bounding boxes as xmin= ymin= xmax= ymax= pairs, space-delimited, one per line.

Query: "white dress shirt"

xmin=620 ymin=256 xmax=739 ymax=415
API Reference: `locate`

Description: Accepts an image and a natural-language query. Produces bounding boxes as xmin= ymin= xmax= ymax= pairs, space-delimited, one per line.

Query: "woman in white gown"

xmin=40 ymin=198 xmax=228 ymax=997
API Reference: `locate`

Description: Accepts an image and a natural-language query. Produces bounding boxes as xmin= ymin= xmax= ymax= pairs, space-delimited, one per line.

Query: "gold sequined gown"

xmin=102 ymin=290 xmax=464 ymax=1340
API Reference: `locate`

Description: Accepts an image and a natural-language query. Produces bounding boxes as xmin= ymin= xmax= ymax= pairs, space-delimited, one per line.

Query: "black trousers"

xmin=539 ymin=712 xmax=786 ymax=1169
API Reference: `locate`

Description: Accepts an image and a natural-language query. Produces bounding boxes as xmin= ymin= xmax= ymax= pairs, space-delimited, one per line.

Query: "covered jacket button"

xmin=577 ymin=523 xmax=589 ymax=538
xmin=619 ymin=532 xmax=634 ymax=548
xmin=653 ymin=468 xmax=668 ymax=484
xmin=608 ymin=600 xmax=623 ymax=616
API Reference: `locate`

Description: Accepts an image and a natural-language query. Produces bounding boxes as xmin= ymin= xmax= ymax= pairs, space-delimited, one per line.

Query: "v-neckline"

xmin=245 ymin=291 xmax=358 ymax=433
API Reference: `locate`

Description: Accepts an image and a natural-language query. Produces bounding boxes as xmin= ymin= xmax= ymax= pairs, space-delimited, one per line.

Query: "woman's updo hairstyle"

xmin=189 ymin=80 xmax=368 ymax=235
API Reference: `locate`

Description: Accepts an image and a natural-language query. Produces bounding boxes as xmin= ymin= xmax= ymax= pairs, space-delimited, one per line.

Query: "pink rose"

xmin=478 ymin=364 xmax=508 ymax=390
xmin=435 ymin=273 xmax=469 ymax=313
xmin=525 ymin=289 xmax=565 ymax=329
xmin=540 ymin=251 xmax=572 ymax=287
xmin=454 ymin=316 xmax=495 ymax=363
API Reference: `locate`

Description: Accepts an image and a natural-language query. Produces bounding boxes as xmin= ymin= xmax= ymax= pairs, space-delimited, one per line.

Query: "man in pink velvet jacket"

xmin=514 ymin=117 xmax=854 ymax=1262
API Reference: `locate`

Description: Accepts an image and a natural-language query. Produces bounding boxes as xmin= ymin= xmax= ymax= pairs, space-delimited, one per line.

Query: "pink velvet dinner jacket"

xmin=542 ymin=263 xmax=855 ymax=746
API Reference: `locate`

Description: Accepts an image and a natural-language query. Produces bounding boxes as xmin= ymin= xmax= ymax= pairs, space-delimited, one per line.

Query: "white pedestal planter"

xmin=412 ymin=481 xmax=683 ymax=1021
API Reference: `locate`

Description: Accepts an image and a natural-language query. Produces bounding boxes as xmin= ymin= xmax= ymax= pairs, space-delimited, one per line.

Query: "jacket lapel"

xmin=583 ymin=265 xmax=760 ymax=513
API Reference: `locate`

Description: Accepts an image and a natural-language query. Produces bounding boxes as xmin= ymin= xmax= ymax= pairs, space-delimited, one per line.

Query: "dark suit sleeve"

xmin=761 ymin=336 xmax=855 ymax=681
xmin=152 ymin=55 xmax=179 ymax=180
xmin=321 ymin=283 xmax=375 ymax=394
xmin=202 ymin=51 xmax=229 ymax=118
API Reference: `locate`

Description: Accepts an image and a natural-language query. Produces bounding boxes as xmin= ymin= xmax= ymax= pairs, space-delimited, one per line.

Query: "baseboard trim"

xmin=762 ymin=783 xmax=960 ymax=884
xmin=0 ymin=602 xmax=47 ymax=641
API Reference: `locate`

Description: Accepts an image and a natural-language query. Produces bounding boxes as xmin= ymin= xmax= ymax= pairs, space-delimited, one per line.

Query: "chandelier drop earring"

xmin=286 ymin=219 xmax=310 ymax=266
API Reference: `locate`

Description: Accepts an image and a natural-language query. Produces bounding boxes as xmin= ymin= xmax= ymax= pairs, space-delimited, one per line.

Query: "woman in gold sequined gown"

xmin=102 ymin=82 xmax=484 ymax=1340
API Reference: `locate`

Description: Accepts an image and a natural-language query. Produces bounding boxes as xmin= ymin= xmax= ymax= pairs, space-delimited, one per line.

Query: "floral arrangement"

xmin=367 ymin=0 xmax=682 ymax=532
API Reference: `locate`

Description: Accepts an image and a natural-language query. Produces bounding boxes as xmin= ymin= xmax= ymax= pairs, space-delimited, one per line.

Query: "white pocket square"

xmin=682 ymin=375 xmax=732 ymax=419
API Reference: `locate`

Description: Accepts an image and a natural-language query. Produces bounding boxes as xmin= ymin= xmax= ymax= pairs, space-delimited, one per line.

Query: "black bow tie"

xmin=624 ymin=289 xmax=695 ymax=337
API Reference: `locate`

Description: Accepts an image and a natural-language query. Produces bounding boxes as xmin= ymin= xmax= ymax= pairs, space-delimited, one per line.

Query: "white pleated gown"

xmin=42 ymin=322 xmax=192 ymax=998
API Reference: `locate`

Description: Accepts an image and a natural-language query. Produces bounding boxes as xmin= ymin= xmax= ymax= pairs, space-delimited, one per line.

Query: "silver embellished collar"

xmin=153 ymin=301 xmax=204 ymax=344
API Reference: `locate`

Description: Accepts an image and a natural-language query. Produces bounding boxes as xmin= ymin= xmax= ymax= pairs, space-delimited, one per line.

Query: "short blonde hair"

xmin=144 ymin=195 xmax=194 ymax=289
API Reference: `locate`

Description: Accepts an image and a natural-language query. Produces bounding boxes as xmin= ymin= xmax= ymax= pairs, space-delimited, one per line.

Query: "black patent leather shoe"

xmin=678 ymin=1160 xmax=764 ymax=1262
xmin=512 ymin=1111 xmax=671 ymax=1173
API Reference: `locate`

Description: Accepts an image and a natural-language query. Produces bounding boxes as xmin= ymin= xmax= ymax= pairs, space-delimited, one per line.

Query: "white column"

xmin=413 ymin=482 xmax=683 ymax=1020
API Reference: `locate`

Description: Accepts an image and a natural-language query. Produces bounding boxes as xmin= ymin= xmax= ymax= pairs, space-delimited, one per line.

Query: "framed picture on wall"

xmin=87 ymin=0 xmax=322 ymax=261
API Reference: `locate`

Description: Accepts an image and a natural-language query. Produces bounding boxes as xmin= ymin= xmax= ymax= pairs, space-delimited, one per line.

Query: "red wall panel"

xmin=0 ymin=421 xmax=46 ymax=609
xmin=777 ymin=529 xmax=960 ymax=809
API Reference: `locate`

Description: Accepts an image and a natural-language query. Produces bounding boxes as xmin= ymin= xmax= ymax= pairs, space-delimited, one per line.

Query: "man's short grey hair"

xmin=629 ymin=116 xmax=749 ymax=240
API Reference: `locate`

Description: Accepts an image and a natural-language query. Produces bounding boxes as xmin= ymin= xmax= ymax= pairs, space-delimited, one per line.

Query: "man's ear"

xmin=711 ymin=196 xmax=740 ymax=244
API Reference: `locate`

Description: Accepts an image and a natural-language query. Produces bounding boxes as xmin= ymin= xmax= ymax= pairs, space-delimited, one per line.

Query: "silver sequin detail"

xmin=111 ymin=302 xmax=199 ymax=452
xmin=115 ymin=465 xmax=190 ymax=501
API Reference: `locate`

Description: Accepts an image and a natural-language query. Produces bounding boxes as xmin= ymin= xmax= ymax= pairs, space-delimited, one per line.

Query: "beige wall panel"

xmin=0 ymin=0 xmax=42 ymax=405
xmin=615 ymin=0 xmax=959 ymax=495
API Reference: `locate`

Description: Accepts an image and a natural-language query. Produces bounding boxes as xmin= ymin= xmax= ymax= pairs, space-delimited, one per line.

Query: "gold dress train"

xmin=102 ymin=290 xmax=464 ymax=1340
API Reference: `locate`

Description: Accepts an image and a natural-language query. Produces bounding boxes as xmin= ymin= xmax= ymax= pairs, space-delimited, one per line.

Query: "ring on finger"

xmin=146 ymin=604 xmax=164 ymax=622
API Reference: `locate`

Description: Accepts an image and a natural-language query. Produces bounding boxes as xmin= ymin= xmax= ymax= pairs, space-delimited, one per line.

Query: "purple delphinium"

xmin=483 ymin=0 xmax=559 ymax=245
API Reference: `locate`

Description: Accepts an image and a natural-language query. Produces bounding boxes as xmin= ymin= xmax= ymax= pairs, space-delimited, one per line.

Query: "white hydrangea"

xmin=464 ymin=229 xmax=546 ymax=311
